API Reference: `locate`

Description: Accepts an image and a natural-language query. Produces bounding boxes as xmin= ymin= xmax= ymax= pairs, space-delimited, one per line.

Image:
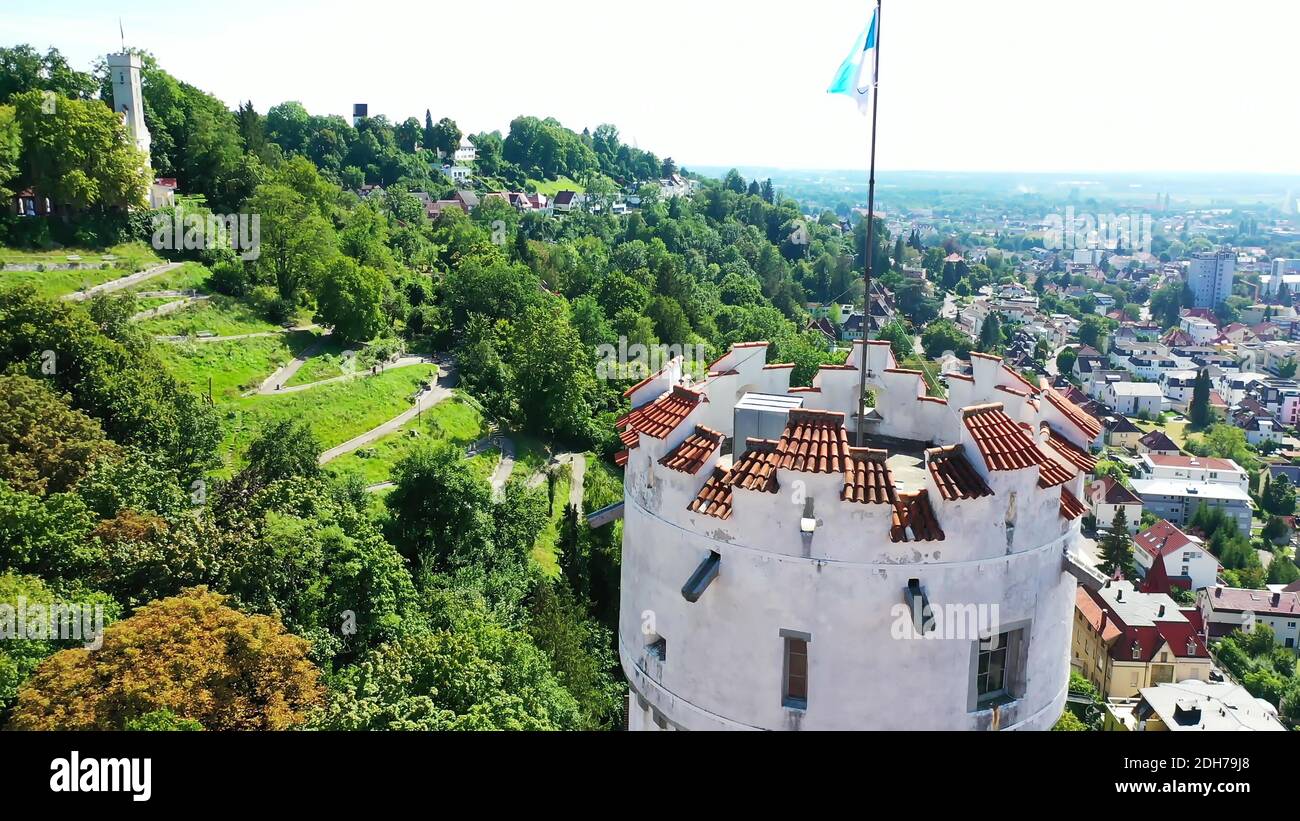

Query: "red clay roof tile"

xmin=659 ymin=425 xmax=724 ymax=474
xmin=775 ymin=409 xmax=851 ymax=474
xmin=1044 ymin=426 xmax=1097 ymax=473
xmin=617 ymin=384 xmax=703 ymax=440
xmin=891 ymin=490 xmax=944 ymax=542
xmin=926 ymin=444 xmax=994 ymax=501
xmin=1060 ymin=487 xmax=1086 ymax=520
xmin=842 ymin=447 xmax=898 ymax=505
xmin=688 ymin=466 xmax=734 ymax=519
xmin=1046 ymin=388 xmax=1103 ymax=440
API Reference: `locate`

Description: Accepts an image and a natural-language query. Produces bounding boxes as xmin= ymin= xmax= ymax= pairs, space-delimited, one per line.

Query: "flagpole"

xmin=856 ymin=0 xmax=882 ymax=446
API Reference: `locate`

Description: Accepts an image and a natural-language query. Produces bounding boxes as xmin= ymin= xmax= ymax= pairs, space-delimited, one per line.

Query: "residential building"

xmin=1133 ymin=519 xmax=1220 ymax=592
xmin=1072 ymin=581 xmax=1212 ymax=699
xmin=1087 ymin=477 xmax=1141 ymax=531
xmin=1136 ymin=453 xmax=1249 ymax=491
xmin=1158 ymin=370 xmax=1198 ymax=410
xmin=1136 ymin=429 xmax=1180 ymax=456
xmin=1102 ymin=414 xmax=1143 ymax=449
xmin=1198 ymin=586 xmax=1300 ymax=649
xmin=1102 ymin=381 xmax=1163 ymax=417
xmin=1105 ymin=680 xmax=1285 ymax=731
xmin=1179 ymin=315 xmax=1218 ymax=344
xmin=1186 ymin=251 xmax=1235 ymax=309
xmin=1129 ymin=478 xmax=1252 ymax=535
xmin=1264 ymin=258 xmax=1300 ymax=296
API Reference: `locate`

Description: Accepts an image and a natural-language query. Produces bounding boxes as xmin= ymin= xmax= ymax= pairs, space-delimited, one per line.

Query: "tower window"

xmin=781 ymin=629 xmax=810 ymax=709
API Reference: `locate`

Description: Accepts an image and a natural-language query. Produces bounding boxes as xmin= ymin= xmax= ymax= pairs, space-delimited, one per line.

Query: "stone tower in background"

xmin=108 ymin=51 xmax=151 ymax=162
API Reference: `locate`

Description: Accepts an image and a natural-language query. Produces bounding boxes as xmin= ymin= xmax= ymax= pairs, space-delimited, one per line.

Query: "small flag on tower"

xmin=827 ymin=4 xmax=878 ymax=114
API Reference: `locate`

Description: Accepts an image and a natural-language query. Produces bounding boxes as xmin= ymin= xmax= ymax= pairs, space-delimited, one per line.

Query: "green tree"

xmin=1188 ymin=368 xmax=1212 ymax=429
xmin=1263 ymin=474 xmax=1296 ymax=516
xmin=313 ymin=256 xmax=392 ymax=342
xmin=978 ymin=312 xmax=1002 ymax=352
xmin=1098 ymin=506 xmax=1135 ymax=578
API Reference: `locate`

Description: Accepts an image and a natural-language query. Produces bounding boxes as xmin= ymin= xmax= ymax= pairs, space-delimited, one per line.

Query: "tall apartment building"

xmin=1186 ymin=251 xmax=1235 ymax=309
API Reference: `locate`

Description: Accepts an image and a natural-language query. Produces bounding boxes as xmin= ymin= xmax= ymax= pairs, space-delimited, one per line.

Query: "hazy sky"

xmin=10 ymin=0 xmax=1300 ymax=174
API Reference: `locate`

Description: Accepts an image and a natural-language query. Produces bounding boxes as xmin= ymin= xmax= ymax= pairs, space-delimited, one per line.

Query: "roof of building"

xmin=1094 ymin=476 xmax=1142 ymax=506
xmin=1138 ymin=429 xmax=1180 ymax=452
xmin=1046 ymin=388 xmax=1103 ymax=439
xmin=688 ymin=466 xmax=733 ymax=519
xmin=731 ymin=440 xmax=781 ymax=493
xmin=1130 ymin=478 xmax=1251 ymax=502
xmin=841 ymin=447 xmax=898 ymax=505
xmin=1060 ymin=487 xmax=1087 ymax=520
xmin=659 ymin=425 xmax=724 ymax=474
xmin=962 ymin=404 xmax=1071 ymax=487
xmin=617 ymin=385 xmax=704 ymax=440
xmin=1044 ymin=427 xmax=1098 ymax=472
xmin=1133 ymin=519 xmax=1199 ymax=559
xmin=1135 ymin=680 xmax=1285 ymax=731
xmin=1075 ymin=586 xmax=1122 ymax=642
xmin=1145 ymin=453 xmax=1242 ymax=473
xmin=1104 ymin=414 xmax=1141 ymax=434
xmin=1107 ymin=381 xmax=1165 ymax=397
xmin=775 ymin=409 xmax=851 ymax=474
xmin=891 ymin=490 xmax=944 ymax=542
xmin=926 ymin=444 xmax=994 ymax=501
xmin=1203 ymin=586 xmax=1300 ymax=617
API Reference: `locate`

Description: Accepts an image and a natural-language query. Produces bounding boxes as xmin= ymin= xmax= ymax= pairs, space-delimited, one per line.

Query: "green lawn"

xmin=0 ymin=242 xmax=163 ymax=297
xmin=153 ymin=330 xmax=320 ymax=403
xmin=127 ymin=261 xmax=212 ymax=294
xmin=527 ymin=176 xmax=586 ymax=197
xmin=218 ymin=365 xmax=439 ymax=468
xmin=528 ymin=466 xmax=571 ymax=579
xmin=284 ymin=335 xmax=356 ymax=386
xmin=138 ymin=294 xmax=290 ymax=337
xmin=324 ymin=394 xmax=488 ymax=485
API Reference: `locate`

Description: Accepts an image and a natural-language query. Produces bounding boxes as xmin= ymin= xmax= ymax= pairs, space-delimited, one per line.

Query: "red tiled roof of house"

xmin=659 ymin=425 xmax=724 ymax=474
xmin=917 ymin=395 xmax=947 ymax=404
xmin=1046 ymin=388 xmax=1103 ymax=440
xmin=616 ymin=385 xmax=703 ymax=439
xmin=688 ymin=466 xmax=733 ymax=519
xmin=1093 ymin=476 xmax=1141 ymax=506
xmin=775 ymin=409 xmax=850 ymax=474
xmin=1036 ymin=449 xmax=1075 ymax=488
xmin=995 ymin=383 xmax=1031 ymax=398
xmin=762 ymin=362 xmax=795 ymax=370
xmin=926 ymin=444 xmax=993 ymax=501
xmin=614 ymin=449 xmax=630 ymax=466
xmin=1133 ymin=519 xmax=1197 ymax=560
xmin=842 ymin=447 xmax=898 ymax=505
xmin=1060 ymin=487 xmax=1086 ymax=520
xmin=1044 ymin=427 xmax=1098 ymax=473
xmin=730 ymin=439 xmax=781 ymax=493
xmin=891 ymin=490 xmax=944 ymax=542
xmin=787 ymin=386 xmax=821 ymax=393
xmin=619 ymin=427 xmax=640 ymax=449
xmin=704 ymin=341 xmax=767 ymax=371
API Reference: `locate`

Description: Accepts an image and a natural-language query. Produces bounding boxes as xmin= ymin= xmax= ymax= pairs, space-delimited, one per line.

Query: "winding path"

xmin=257 ymin=331 xmax=333 ymax=394
xmin=317 ymin=366 xmax=454 ymax=465
xmin=131 ymin=294 xmax=209 ymax=322
xmin=63 ymin=262 xmax=183 ymax=301
xmin=153 ymin=325 xmax=318 ymax=343
xmin=260 ymin=353 xmax=433 ymax=396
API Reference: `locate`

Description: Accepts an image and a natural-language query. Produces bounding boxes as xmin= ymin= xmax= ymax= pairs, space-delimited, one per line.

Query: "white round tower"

xmin=615 ymin=341 xmax=1097 ymax=730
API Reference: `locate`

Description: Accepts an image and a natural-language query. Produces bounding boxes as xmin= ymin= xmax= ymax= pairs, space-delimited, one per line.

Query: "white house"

xmin=1102 ymin=381 xmax=1164 ymax=417
xmin=1179 ymin=316 xmax=1219 ymax=344
xmin=1136 ymin=453 xmax=1248 ymax=492
xmin=1086 ymin=477 xmax=1141 ymax=532
xmin=1132 ymin=519 xmax=1220 ymax=592
xmin=1198 ymin=586 xmax=1300 ymax=649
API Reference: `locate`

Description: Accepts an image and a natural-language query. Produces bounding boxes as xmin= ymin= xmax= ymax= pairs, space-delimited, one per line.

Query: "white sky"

xmin=11 ymin=0 xmax=1300 ymax=174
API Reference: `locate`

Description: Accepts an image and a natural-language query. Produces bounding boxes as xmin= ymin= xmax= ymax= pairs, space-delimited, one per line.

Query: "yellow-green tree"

xmin=9 ymin=587 xmax=322 ymax=730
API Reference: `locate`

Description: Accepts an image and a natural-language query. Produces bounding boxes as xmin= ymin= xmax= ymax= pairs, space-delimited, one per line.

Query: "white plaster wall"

xmin=619 ymin=494 xmax=1076 ymax=730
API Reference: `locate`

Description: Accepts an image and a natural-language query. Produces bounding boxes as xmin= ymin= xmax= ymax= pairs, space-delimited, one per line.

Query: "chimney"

xmin=1272 ymin=592 xmax=1281 ymax=607
xmin=1158 ymin=604 xmax=1166 ymax=617
xmin=1116 ymin=589 xmax=1124 ymax=602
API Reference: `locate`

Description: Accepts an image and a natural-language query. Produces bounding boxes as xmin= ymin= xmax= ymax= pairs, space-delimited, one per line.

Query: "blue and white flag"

xmin=827 ymin=5 xmax=878 ymax=114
